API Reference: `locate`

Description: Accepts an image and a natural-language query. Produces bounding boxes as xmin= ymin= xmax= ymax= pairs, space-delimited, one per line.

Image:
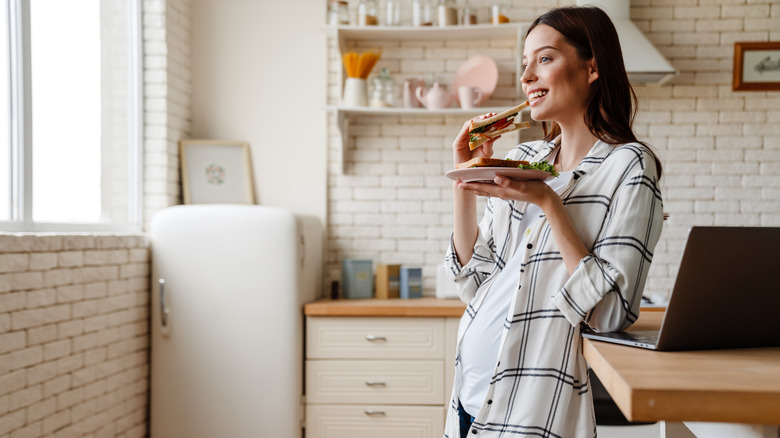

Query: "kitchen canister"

xmin=400 ymin=266 xmax=423 ymax=299
xmin=342 ymin=259 xmax=374 ymax=299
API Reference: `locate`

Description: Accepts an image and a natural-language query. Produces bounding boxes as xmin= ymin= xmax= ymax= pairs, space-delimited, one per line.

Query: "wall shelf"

xmin=323 ymin=23 xmax=528 ymax=173
xmin=327 ymin=105 xmax=530 ymax=173
xmin=322 ymin=23 xmax=524 ymax=44
xmin=326 ymin=105 xmax=509 ymax=116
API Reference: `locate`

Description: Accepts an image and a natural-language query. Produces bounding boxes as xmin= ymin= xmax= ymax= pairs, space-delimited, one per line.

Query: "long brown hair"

xmin=528 ymin=6 xmax=662 ymax=177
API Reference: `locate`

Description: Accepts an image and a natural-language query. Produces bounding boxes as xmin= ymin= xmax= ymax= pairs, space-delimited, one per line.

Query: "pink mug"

xmin=458 ymin=86 xmax=483 ymax=109
xmin=402 ymin=78 xmax=424 ymax=108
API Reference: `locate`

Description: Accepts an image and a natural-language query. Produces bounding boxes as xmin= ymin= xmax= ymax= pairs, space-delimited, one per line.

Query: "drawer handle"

xmin=364 ymin=380 xmax=387 ymax=387
xmin=364 ymin=410 xmax=386 ymax=416
xmin=364 ymin=335 xmax=387 ymax=341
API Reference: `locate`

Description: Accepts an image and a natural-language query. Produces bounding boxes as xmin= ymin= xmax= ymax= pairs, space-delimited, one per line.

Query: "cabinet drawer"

xmin=305 ymin=404 xmax=444 ymax=438
xmin=306 ymin=359 xmax=444 ymax=405
xmin=306 ymin=317 xmax=445 ymax=359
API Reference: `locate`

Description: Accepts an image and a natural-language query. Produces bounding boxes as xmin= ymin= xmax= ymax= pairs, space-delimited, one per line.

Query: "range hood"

xmin=577 ymin=0 xmax=678 ymax=85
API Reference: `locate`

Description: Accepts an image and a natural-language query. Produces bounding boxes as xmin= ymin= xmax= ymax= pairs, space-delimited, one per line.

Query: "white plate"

xmin=452 ymin=55 xmax=499 ymax=106
xmin=446 ymin=167 xmax=556 ymax=183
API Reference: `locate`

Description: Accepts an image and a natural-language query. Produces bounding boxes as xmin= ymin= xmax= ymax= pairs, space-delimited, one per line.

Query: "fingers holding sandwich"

xmin=453 ymin=116 xmax=499 ymax=167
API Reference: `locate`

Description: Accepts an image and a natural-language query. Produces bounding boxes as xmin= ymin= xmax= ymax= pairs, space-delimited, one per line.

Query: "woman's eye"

xmin=540 ymin=56 xmax=551 ymax=63
xmin=521 ymin=64 xmax=527 ymax=71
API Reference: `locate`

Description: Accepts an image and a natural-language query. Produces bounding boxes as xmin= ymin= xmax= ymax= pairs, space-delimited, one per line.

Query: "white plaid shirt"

xmin=443 ymin=139 xmax=664 ymax=438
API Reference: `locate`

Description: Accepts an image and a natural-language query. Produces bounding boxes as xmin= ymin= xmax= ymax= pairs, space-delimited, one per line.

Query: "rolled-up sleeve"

xmin=552 ymin=152 xmax=664 ymax=331
xmin=443 ymin=197 xmax=501 ymax=303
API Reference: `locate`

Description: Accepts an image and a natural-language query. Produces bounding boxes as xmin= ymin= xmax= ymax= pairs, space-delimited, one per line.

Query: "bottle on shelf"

xmin=491 ymin=4 xmax=510 ymax=25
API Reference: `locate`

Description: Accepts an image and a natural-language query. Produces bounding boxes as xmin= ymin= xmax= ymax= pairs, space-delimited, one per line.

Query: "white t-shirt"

xmin=458 ymin=171 xmax=573 ymax=416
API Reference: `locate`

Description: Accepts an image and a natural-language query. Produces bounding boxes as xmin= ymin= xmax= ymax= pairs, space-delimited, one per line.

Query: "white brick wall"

xmin=325 ymin=0 xmax=780 ymax=298
xmin=0 ymin=0 xmax=193 ymax=436
xmin=0 ymin=234 xmax=149 ymax=438
xmin=143 ymin=0 xmax=192 ymax=230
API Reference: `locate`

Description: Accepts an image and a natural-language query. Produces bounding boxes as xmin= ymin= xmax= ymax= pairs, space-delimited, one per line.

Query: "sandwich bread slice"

xmin=455 ymin=157 xmax=530 ymax=170
xmin=454 ymin=157 xmax=560 ymax=177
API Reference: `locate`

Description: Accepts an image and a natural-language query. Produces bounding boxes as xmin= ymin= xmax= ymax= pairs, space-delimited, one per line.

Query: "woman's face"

xmin=521 ymin=24 xmax=598 ymax=126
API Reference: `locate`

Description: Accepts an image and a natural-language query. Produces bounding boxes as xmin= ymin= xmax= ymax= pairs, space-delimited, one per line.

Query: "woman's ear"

xmin=587 ymin=59 xmax=599 ymax=85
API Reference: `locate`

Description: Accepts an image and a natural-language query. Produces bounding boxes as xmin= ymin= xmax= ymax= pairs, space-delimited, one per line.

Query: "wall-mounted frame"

xmin=180 ymin=139 xmax=256 ymax=204
xmin=733 ymin=41 xmax=780 ymax=91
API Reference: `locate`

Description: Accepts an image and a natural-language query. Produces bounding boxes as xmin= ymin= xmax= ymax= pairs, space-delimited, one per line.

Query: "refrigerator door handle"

xmin=159 ymin=278 xmax=170 ymax=327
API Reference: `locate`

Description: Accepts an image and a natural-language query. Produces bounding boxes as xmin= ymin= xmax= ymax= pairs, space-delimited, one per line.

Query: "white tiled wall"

xmin=325 ymin=0 xmax=780 ymax=298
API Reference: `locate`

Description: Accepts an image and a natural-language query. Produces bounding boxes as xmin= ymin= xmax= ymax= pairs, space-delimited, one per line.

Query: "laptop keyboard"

xmin=614 ymin=330 xmax=658 ymax=344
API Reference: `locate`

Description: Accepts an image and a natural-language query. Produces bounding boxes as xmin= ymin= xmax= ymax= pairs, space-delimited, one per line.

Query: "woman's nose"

xmin=521 ymin=64 xmax=535 ymax=83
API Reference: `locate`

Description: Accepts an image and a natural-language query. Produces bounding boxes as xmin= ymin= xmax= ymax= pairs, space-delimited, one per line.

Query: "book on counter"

xmin=400 ymin=266 xmax=422 ymax=299
xmin=341 ymin=259 xmax=373 ymax=299
xmin=375 ymin=264 xmax=401 ymax=299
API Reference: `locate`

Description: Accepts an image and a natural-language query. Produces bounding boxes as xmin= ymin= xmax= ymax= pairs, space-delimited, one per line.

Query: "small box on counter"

xmin=341 ymin=259 xmax=373 ymax=299
xmin=375 ymin=264 xmax=401 ymax=299
xmin=400 ymin=266 xmax=423 ymax=299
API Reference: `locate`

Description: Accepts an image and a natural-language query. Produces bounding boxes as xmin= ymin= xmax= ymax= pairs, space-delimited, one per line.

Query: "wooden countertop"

xmin=303 ymin=298 xmax=667 ymax=318
xmin=304 ymin=297 xmax=467 ymax=317
xmin=584 ymin=312 xmax=780 ymax=425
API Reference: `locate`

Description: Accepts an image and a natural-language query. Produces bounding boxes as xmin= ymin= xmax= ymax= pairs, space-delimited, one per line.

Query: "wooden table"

xmin=583 ymin=312 xmax=780 ymax=426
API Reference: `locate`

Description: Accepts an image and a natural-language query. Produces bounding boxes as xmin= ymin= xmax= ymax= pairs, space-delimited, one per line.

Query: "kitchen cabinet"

xmin=304 ymin=300 xmax=461 ymax=438
xmin=322 ymin=24 xmax=528 ymax=172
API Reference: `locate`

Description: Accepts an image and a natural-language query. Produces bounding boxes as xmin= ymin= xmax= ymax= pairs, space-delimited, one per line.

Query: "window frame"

xmin=1 ymin=0 xmax=143 ymax=233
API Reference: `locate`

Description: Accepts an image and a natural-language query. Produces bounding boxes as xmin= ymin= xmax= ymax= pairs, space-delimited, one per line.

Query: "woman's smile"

xmin=527 ymin=89 xmax=549 ymax=106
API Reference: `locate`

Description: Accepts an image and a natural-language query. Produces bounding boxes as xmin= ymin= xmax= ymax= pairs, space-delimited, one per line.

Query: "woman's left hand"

xmin=455 ymin=176 xmax=557 ymax=210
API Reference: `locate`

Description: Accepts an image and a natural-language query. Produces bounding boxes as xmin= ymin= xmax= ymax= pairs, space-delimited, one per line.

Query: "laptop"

xmin=582 ymin=226 xmax=780 ymax=351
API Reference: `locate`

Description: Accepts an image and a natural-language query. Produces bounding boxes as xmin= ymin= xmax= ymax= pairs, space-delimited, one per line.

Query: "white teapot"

xmin=415 ymin=82 xmax=453 ymax=110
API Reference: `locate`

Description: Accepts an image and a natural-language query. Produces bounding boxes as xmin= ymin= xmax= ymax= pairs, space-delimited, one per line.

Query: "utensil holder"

xmin=343 ymin=78 xmax=368 ymax=107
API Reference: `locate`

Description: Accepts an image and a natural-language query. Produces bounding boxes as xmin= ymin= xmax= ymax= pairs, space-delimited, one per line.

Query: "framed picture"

xmin=733 ymin=41 xmax=780 ymax=91
xmin=180 ymin=139 xmax=256 ymax=204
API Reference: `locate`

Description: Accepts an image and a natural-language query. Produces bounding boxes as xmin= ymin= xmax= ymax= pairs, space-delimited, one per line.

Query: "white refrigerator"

xmin=149 ymin=205 xmax=323 ymax=438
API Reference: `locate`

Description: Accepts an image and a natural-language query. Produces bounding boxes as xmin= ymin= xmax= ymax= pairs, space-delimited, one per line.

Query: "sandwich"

xmin=455 ymin=157 xmax=559 ymax=177
xmin=468 ymin=101 xmax=530 ymax=150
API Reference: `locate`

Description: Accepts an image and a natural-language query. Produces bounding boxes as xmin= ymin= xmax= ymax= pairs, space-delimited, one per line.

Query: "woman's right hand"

xmin=453 ymin=115 xmax=500 ymax=167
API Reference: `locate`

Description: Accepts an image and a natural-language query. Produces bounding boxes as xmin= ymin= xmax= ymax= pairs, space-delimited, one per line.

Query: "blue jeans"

xmin=458 ymin=400 xmax=475 ymax=436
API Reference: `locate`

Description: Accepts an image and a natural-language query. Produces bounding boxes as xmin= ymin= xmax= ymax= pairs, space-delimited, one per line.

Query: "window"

xmin=1 ymin=0 xmax=142 ymax=231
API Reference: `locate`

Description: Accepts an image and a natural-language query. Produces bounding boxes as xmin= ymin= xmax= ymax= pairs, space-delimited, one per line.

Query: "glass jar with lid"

xmin=370 ymin=68 xmax=398 ymax=108
xmin=358 ymin=0 xmax=379 ymax=26
xmin=461 ymin=4 xmax=477 ymax=25
xmin=328 ymin=0 xmax=350 ymax=26
xmin=412 ymin=0 xmax=433 ymax=26
xmin=437 ymin=0 xmax=457 ymax=27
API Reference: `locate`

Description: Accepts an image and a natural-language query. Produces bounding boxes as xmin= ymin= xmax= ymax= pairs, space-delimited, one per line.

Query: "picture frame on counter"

xmin=732 ymin=41 xmax=780 ymax=91
xmin=180 ymin=139 xmax=256 ymax=204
